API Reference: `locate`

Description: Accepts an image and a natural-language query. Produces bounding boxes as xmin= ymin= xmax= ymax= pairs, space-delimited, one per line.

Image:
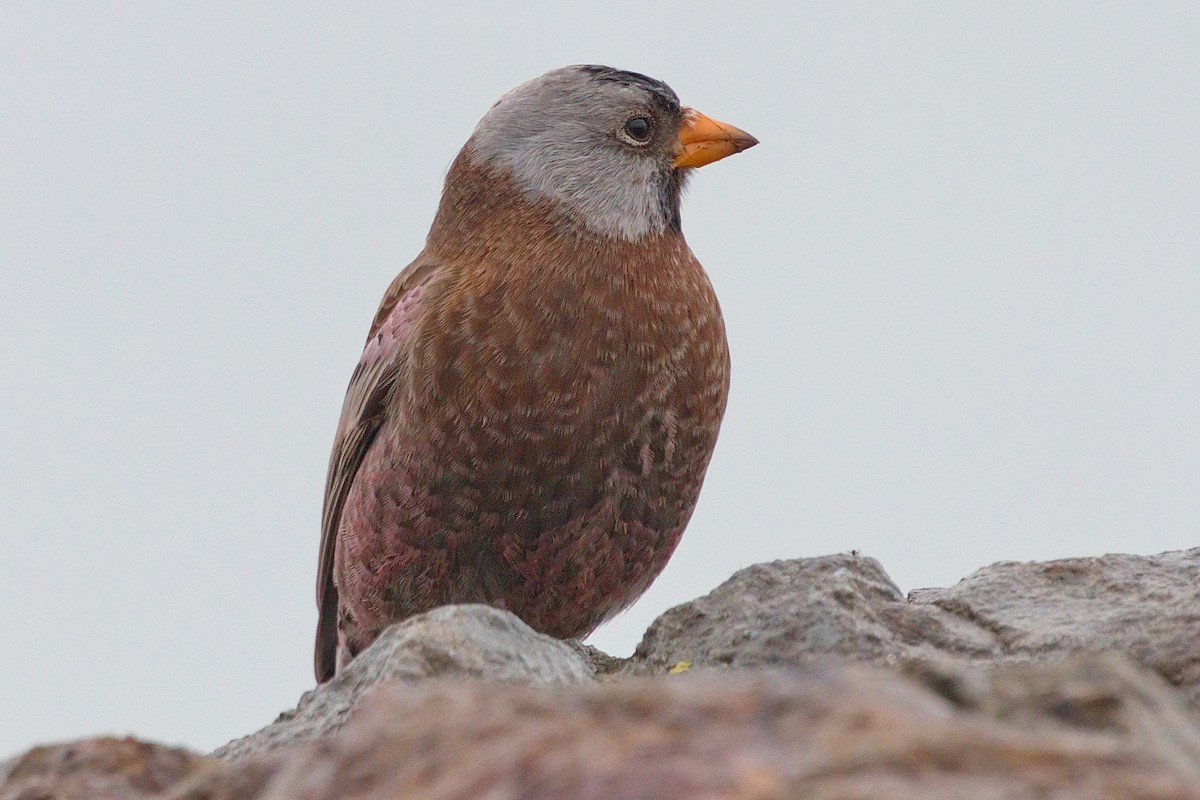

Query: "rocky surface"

xmin=916 ymin=550 xmax=1200 ymax=703
xmin=631 ymin=553 xmax=994 ymax=672
xmin=6 ymin=548 xmax=1200 ymax=799
xmin=633 ymin=549 xmax=1200 ymax=703
xmin=0 ymin=736 xmax=274 ymax=800
xmin=258 ymin=656 xmax=1200 ymax=800
xmin=8 ymin=657 xmax=1200 ymax=799
xmin=214 ymin=603 xmax=595 ymax=762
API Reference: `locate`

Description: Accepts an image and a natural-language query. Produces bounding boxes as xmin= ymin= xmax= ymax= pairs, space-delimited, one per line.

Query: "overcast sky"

xmin=3 ymin=2 xmax=1198 ymax=759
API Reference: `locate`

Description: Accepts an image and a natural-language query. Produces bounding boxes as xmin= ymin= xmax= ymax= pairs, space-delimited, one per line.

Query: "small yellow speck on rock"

xmin=668 ymin=661 xmax=691 ymax=675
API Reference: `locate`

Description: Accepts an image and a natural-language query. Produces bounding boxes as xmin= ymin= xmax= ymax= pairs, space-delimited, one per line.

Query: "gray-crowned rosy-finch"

xmin=315 ymin=65 xmax=756 ymax=682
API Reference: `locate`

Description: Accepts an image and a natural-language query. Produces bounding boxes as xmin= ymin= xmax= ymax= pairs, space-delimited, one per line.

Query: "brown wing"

xmin=314 ymin=255 xmax=440 ymax=682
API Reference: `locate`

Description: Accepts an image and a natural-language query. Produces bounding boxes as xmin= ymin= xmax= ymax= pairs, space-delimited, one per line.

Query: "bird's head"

xmin=463 ymin=65 xmax=757 ymax=242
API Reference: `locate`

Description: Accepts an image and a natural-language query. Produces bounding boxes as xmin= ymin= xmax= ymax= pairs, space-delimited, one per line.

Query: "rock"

xmin=912 ymin=549 xmax=1200 ymax=704
xmin=9 ymin=549 xmax=1200 ymax=798
xmin=259 ymin=655 xmax=1200 ymax=799
xmin=631 ymin=553 xmax=997 ymax=672
xmin=0 ymin=736 xmax=271 ymax=800
xmin=213 ymin=603 xmax=595 ymax=761
xmin=8 ymin=639 xmax=1200 ymax=798
xmin=633 ymin=549 xmax=1200 ymax=703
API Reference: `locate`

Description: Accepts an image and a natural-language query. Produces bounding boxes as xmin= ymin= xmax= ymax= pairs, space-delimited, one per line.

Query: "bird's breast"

xmin=400 ymin=232 xmax=729 ymax=526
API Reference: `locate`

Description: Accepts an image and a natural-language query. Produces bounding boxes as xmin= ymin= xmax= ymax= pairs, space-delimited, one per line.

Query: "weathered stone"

xmin=0 ymin=737 xmax=240 ymax=800
xmin=8 ymin=655 xmax=1200 ymax=798
xmin=633 ymin=549 xmax=1200 ymax=706
xmin=631 ymin=553 xmax=997 ymax=672
xmin=213 ymin=603 xmax=595 ymax=761
xmin=9 ymin=550 xmax=1200 ymax=798
xmin=258 ymin=656 xmax=1200 ymax=800
xmin=912 ymin=549 xmax=1200 ymax=703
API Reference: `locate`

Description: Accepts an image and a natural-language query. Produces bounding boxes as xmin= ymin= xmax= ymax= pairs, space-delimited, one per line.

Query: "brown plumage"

xmin=315 ymin=66 xmax=756 ymax=681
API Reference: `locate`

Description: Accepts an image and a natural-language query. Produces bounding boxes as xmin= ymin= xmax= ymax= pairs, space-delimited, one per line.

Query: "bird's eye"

xmin=622 ymin=116 xmax=653 ymax=144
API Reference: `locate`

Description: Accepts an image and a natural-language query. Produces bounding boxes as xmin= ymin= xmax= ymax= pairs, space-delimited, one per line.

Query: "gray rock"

xmin=213 ymin=604 xmax=595 ymax=761
xmin=913 ymin=549 xmax=1200 ymax=703
xmin=632 ymin=552 xmax=998 ymax=672
xmin=10 ymin=551 xmax=1200 ymax=799
xmin=0 ymin=736 xmax=252 ymax=800
xmin=14 ymin=656 xmax=1200 ymax=799
xmin=634 ymin=549 xmax=1200 ymax=705
xmin=259 ymin=655 xmax=1200 ymax=800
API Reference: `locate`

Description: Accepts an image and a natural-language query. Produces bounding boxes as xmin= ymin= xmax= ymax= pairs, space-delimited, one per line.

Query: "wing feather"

xmin=314 ymin=255 xmax=440 ymax=682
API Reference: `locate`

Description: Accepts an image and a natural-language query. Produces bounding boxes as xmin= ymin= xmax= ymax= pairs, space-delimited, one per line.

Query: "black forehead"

xmin=579 ymin=65 xmax=681 ymax=112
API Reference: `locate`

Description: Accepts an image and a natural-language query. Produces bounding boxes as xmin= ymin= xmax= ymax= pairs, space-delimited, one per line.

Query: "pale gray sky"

xmin=2 ymin=2 xmax=1198 ymax=758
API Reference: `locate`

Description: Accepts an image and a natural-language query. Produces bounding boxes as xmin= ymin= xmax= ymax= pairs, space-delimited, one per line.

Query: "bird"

xmin=315 ymin=65 xmax=756 ymax=682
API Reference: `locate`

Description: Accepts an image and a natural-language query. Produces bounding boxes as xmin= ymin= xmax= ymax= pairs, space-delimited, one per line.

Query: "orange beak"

xmin=673 ymin=108 xmax=758 ymax=169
